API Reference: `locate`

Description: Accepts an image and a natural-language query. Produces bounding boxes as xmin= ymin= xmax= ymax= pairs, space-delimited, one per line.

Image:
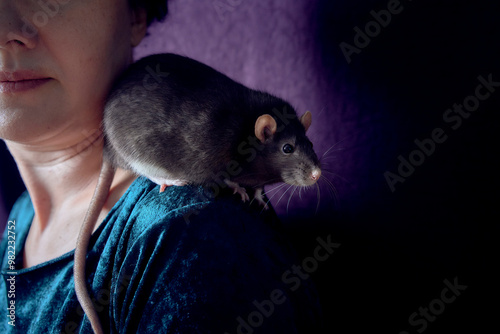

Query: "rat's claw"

xmin=160 ymin=184 xmax=168 ymax=193
xmin=225 ymin=180 xmax=249 ymax=202
xmin=253 ymin=188 xmax=269 ymax=210
xmin=233 ymin=186 xmax=249 ymax=202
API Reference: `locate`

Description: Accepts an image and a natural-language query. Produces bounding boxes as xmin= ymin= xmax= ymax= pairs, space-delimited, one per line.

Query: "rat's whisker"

xmin=252 ymin=178 xmax=283 ymax=189
xmin=286 ymin=186 xmax=299 ymax=214
xmin=320 ymin=135 xmax=354 ymax=159
xmin=260 ymin=183 xmax=289 ymax=211
xmin=320 ymin=155 xmax=340 ymax=162
xmin=322 ymin=175 xmax=337 ymax=198
xmin=320 ymin=129 xmax=367 ymax=160
xmin=265 ymin=184 xmax=289 ymax=201
xmin=321 ymin=145 xmax=345 ymax=160
xmin=321 ymin=175 xmax=338 ymax=207
xmin=274 ymin=184 xmax=295 ymax=209
xmin=262 ymin=183 xmax=287 ymax=197
xmin=249 ymin=182 xmax=286 ymax=207
xmin=321 ymin=168 xmax=353 ymax=186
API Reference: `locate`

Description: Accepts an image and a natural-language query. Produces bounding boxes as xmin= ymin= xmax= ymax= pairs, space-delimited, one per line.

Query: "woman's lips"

xmin=0 ymin=71 xmax=52 ymax=93
xmin=0 ymin=78 xmax=52 ymax=93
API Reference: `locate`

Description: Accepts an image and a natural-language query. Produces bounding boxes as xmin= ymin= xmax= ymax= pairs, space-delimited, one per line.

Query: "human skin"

xmin=0 ymin=0 xmax=147 ymax=268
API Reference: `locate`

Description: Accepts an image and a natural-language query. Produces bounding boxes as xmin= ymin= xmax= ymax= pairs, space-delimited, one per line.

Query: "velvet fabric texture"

xmin=0 ymin=177 xmax=322 ymax=333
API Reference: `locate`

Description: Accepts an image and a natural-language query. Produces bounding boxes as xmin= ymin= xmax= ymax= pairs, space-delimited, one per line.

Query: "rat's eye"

xmin=282 ymin=143 xmax=295 ymax=154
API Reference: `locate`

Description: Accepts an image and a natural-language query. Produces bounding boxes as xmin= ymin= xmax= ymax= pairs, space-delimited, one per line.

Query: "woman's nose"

xmin=0 ymin=1 xmax=38 ymax=51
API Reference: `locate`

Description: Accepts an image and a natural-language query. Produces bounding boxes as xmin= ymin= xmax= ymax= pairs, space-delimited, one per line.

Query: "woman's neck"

xmin=4 ymin=125 xmax=136 ymax=267
xmin=6 ymin=126 xmax=107 ymax=231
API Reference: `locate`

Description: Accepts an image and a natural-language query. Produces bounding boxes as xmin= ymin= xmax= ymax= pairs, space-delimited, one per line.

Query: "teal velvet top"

xmin=0 ymin=177 xmax=322 ymax=333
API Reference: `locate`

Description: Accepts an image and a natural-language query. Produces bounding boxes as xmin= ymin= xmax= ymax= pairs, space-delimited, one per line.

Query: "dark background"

xmin=1 ymin=0 xmax=499 ymax=333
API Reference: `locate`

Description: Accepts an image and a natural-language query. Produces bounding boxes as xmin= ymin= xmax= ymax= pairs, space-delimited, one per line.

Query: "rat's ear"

xmin=299 ymin=111 xmax=312 ymax=132
xmin=255 ymin=114 xmax=277 ymax=143
xmin=130 ymin=8 xmax=148 ymax=47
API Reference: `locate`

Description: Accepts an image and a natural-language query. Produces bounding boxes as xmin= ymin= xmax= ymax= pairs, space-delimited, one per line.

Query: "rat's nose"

xmin=310 ymin=168 xmax=321 ymax=182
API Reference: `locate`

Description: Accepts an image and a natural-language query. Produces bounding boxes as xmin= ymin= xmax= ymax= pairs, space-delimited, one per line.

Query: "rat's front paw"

xmin=224 ymin=180 xmax=250 ymax=202
xmin=253 ymin=188 xmax=269 ymax=210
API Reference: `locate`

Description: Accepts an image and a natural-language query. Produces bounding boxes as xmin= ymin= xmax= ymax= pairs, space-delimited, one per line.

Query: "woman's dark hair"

xmin=129 ymin=0 xmax=169 ymax=25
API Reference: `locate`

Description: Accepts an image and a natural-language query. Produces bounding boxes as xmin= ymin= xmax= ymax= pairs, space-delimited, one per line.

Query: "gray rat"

xmin=74 ymin=53 xmax=321 ymax=334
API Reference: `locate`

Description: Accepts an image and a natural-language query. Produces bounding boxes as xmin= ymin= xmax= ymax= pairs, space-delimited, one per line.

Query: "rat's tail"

xmin=74 ymin=160 xmax=115 ymax=334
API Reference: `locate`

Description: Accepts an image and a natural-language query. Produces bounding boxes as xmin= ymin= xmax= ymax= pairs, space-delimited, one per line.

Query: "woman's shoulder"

xmin=111 ymin=176 xmax=288 ymax=258
xmin=103 ymin=178 xmax=323 ymax=333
